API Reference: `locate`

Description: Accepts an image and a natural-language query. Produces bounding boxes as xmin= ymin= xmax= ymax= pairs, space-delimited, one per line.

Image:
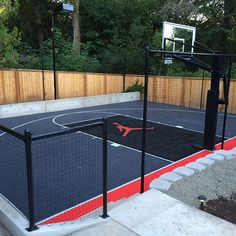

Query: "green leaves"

xmin=18 ymin=29 xmax=100 ymax=72
xmin=1 ymin=0 xmax=235 ymax=75
xmin=125 ymin=79 xmax=144 ymax=93
xmin=0 ymin=0 xmax=20 ymax=68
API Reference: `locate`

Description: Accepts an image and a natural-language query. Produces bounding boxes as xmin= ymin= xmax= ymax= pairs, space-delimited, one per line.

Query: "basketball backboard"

xmin=162 ymin=22 xmax=196 ymax=54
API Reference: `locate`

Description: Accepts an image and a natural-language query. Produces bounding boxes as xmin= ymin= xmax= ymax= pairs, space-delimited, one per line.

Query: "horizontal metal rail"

xmin=150 ymin=49 xmax=236 ymax=57
xmin=62 ymin=116 xmax=117 ymax=128
xmin=164 ymin=38 xmax=213 ymax=53
xmin=32 ymin=121 xmax=104 ymax=141
xmin=0 ymin=124 xmax=25 ymax=140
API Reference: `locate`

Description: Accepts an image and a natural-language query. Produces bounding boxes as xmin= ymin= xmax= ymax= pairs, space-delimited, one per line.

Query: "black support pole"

xmin=52 ymin=12 xmax=57 ymax=100
xmin=203 ymin=56 xmax=220 ymax=150
xmin=101 ymin=118 xmax=109 ymax=218
xmin=141 ymin=46 xmax=149 ymax=193
xmin=221 ymin=57 xmax=232 ymax=149
xmin=40 ymin=44 xmax=45 ymax=101
xmin=200 ymin=71 xmax=205 ymax=110
xmin=25 ymin=130 xmax=38 ymax=231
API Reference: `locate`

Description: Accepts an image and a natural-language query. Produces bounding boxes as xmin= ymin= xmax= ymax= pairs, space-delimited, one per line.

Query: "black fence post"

xmin=101 ymin=118 xmax=109 ymax=218
xmin=24 ymin=130 xmax=38 ymax=231
xmin=123 ymin=55 xmax=126 ymax=92
xmin=51 ymin=11 xmax=57 ymax=100
xmin=141 ymin=46 xmax=149 ymax=193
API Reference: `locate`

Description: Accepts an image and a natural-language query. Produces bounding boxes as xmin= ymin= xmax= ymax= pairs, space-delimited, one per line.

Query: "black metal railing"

xmin=0 ymin=118 xmax=108 ymax=231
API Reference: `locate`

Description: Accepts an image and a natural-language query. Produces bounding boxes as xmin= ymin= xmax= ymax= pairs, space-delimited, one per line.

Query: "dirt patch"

xmin=204 ymin=194 xmax=236 ymax=224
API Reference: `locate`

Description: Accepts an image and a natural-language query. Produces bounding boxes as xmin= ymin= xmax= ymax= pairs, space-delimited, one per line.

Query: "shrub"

xmin=125 ymin=79 xmax=144 ymax=93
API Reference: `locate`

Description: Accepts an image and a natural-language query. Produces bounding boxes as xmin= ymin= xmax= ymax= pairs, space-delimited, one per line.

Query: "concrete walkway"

xmin=0 ymin=222 xmax=11 ymax=236
xmin=72 ymin=189 xmax=236 ymax=236
xmin=2 ymin=189 xmax=236 ymax=236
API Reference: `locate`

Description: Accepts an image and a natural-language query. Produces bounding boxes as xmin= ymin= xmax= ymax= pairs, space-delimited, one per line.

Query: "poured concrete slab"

xmin=71 ymin=218 xmax=137 ymax=236
xmin=109 ymin=189 xmax=236 ymax=236
xmin=0 ymin=222 xmax=11 ymax=236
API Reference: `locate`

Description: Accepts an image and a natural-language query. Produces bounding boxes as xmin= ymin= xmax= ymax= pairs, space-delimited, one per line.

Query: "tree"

xmin=70 ymin=0 xmax=81 ymax=53
xmin=0 ymin=0 xmax=20 ymax=68
xmin=159 ymin=0 xmax=197 ymax=24
xmin=12 ymin=0 xmax=51 ymax=49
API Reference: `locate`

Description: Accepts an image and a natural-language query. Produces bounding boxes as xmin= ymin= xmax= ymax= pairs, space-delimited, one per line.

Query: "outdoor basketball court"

xmin=1 ymin=20 xmax=235 ymax=231
xmin=1 ymin=100 xmax=236 ymax=225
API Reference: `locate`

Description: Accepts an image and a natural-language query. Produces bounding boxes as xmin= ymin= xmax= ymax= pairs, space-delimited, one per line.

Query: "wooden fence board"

xmin=86 ymin=74 xmax=105 ymax=96
xmin=57 ymin=72 xmax=85 ymax=99
xmin=106 ymin=75 xmax=123 ymax=94
xmin=228 ymin=81 xmax=236 ymax=114
xmin=0 ymin=70 xmax=17 ymax=104
xmin=17 ymin=70 xmax=44 ymax=102
xmin=182 ymin=78 xmax=192 ymax=107
xmin=154 ymin=77 xmax=168 ymax=104
xmin=0 ymin=69 xmax=235 ymax=114
xmin=43 ymin=71 xmax=54 ymax=100
xmin=189 ymin=78 xmax=203 ymax=108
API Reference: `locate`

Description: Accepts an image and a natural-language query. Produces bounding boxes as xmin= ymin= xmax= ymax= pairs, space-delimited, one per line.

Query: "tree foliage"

xmin=0 ymin=0 xmax=235 ymax=76
xmin=0 ymin=0 xmax=20 ymax=68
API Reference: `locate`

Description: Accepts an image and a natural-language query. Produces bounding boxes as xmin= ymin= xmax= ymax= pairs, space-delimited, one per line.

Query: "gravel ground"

xmin=166 ymin=158 xmax=236 ymax=208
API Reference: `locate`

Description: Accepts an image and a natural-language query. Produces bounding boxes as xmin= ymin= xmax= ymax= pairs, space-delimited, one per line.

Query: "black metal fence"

xmin=0 ymin=118 xmax=108 ymax=231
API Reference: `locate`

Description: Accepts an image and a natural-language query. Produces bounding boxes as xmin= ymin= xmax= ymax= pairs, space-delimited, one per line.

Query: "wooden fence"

xmin=0 ymin=69 xmax=236 ymax=113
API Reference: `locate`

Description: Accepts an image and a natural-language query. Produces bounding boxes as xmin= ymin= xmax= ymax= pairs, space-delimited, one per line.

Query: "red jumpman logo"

xmin=112 ymin=122 xmax=154 ymax=137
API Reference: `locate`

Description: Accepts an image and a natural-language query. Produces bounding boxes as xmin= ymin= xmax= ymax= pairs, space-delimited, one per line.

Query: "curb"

xmin=150 ymin=149 xmax=236 ymax=192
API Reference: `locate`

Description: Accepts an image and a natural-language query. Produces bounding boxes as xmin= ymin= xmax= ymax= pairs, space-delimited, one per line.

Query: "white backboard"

xmin=162 ymin=22 xmax=196 ymax=53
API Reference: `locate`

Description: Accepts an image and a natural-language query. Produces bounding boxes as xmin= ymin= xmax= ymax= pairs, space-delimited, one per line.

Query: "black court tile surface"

xmin=1 ymin=101 xmax=234 ymax=223
xmin=66 ymin=115 xmax=221 ymax=162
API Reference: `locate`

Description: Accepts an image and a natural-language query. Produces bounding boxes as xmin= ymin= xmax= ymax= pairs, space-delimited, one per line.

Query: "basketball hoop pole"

xmin=221 ymin=56 xmax=232 ymax=149
xmin=145 ymin=45 xmax=233 ymax=153
xmin=203 ymin=56 xmax=221 ymax=150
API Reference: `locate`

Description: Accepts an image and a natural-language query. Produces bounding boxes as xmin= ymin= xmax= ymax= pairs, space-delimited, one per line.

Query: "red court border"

xmin=40 ymin=137 xmax=236 ymax=225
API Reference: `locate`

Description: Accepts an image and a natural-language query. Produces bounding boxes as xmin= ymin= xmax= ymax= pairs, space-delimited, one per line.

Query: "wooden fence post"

xmin=14 ymin=69 xmax=20 ymax=103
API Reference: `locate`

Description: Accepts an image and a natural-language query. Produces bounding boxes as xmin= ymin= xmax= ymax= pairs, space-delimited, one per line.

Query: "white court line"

xmin=0 ymin=115 xmax=57 ymax=137
xmin=52 ymin=116 xmax=173 ymax=164
xmin=0 ymin=111 xmax=120 ymax=137
xmin=119 ymin=114 xmax=228 ymax=139
xmin=1 ymin=107 xmax=235 ymax=138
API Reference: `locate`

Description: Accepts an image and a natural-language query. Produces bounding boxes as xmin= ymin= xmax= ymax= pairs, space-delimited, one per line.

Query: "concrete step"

xmin=109 ymin=189 xmax=236 ymax=236
xmin=109 ymin=194 xmax=140 ymax=210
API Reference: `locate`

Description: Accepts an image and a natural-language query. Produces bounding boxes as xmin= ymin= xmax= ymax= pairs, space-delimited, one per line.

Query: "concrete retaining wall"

xmin=0 ymin=92 xmax=140 ymax=119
